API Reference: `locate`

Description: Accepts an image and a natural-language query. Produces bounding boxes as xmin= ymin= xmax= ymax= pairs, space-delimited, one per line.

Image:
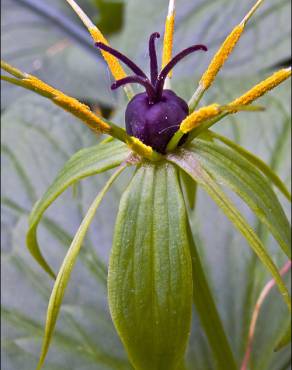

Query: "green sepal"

xmin=26 ymin=140 xmax=130 ymax=278
xmin=167 ymin=149 xmax=291 ymax=311
xmin=36 ymin=165 xmax=126 ymax=370
xmin=108 ymin=162 xmax=193 ymax=370
xmin=189 ymin=139 xmax=291 ymax=259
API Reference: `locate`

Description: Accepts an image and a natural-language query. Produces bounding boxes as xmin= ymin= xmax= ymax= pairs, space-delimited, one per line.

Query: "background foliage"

xmin=1 ymin=0 xmax=291 ymax=369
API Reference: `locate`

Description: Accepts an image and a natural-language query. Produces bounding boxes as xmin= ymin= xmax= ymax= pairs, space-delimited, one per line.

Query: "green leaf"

xmin=187 ymin=223 xmax=237 ymax=370
xmin=108 ymin=163 xmax=193 ymax=370
xmin=26 ymin=139 xmax=129 ymax=278
xmin=189 ymin=139 xmax=291 ymax=259
xmin=208 ymin=131 xmax=291 ymax=201
xmin=36 ymin=165 xmax=126 ymax=370
xmin=167 ymin=149 xmax=291 ymax=311
xmin=274 ymin=323 xmax=292 ymax=352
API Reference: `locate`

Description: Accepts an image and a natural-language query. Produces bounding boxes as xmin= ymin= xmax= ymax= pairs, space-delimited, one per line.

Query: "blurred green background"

xmin=1 ymin=0 xmax=291 ymax=369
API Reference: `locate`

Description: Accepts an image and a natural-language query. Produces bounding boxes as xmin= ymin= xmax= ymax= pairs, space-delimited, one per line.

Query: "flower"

xmin=1 ymin=0 xmax=291 ymax=161
xmin=1 ymin=1 xmax=291 ymax=370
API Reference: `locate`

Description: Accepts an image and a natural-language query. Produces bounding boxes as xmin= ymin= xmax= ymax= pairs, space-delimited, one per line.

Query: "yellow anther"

xmin=126 ymin=137 xmax=154 ymax=159
xmin=229 ymin=68 xmax=292 ymax=108
xmin=162 ymin=14 xmax=175 ymax=77
xmin=126 ymin=137 xmax=162 ymax=161
xmin=89 ymin=28 xmax=127 ymax=81
xmin=22 ymin=76 xmax=111 ymax=133
xmin=180 ymin=104 xmax=220 ymax=133
xmin=198 ymin=0 xmax=265 ymax=92
xmin=66 ymin=0 xmax=126 ymax=81
xmin=200 ymin=24 xmax=244 ymax=90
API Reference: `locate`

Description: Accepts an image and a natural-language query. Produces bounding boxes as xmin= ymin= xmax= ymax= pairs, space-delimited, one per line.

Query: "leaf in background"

xmin=93 ymin=0 xmax=124 ymax=35
xmin=108 ymin=163 xmax=192 ymax=370
xmin=1 ymin=0 xmax=114 ymax=108
xmin=186 ymin=221 xmax=237 ymax=370
xmin=180 ymin=170 xmax=197 ymax=209
xmin=27 ymin=139 xmax=129 ymax=277
xmin=274 ymin=322 xmax=292 ymax=352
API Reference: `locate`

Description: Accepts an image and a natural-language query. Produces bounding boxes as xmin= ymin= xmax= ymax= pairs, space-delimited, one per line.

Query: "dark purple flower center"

xmin=96 ymin=34 xmax=207 ymax=153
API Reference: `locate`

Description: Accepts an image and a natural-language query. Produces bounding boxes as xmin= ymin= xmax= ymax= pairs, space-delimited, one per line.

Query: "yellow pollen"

xmin=126 ymin=137 xmax=154 ymax=159
xmin=162 ymin=14 xmax=175 ymax=77
xmin=200 ymin=24 xmax=244 ymax=90
xmin=23 ymin=76 xmax=111 ymax=133
xmin=229 ymin=68 xmax=292 ymax=108
xmin=180 ymin=104 xmax=220 ymax=133
xmin=89 ymin=28 xmax=127 ymax=81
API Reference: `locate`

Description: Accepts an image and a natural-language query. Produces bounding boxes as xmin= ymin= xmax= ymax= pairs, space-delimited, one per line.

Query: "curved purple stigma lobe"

xmin=149 ymin=32 xmax=160 ymax=85
xmin=155 ymin=44 xmax=207 ymax=99
xmin=96 ymin=42 xmax=148 ymax=79
xmin=111 ymin=76 xmax=157 ymax=103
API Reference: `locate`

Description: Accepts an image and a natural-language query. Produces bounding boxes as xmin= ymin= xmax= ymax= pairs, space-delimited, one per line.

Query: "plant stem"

xmin=240 ymin=260 xmax=292 ymax=370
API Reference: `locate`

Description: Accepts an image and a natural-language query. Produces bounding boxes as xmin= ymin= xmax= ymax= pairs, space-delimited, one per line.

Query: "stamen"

xmin=162 ymin=0 xmax=176 ymax=77
xmin=156 ymin=44 xmax=207 ymax=98
xmin=180 ymin=104 xmax=220 ymax=133
xmin=96 ymin=42 xmax=148 ymax=79
xmin=65 ymin=0 xmax=127 ymax=82
xmin=112 ymin=76 xmax=157 ymax=103
xmin=199 ymin=24 xmax=244 ymax=90
xmin=228 ymin=68 xmax=292 ymax=108
xmin=149 ymin=32 xmax=160 ymax=85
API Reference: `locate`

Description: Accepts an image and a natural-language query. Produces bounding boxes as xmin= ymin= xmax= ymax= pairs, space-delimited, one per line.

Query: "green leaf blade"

xmin=26 ymin=140 xmax=129 ymax=277
xmin=36 ymin=165 xmax=126 ymax=370
xmin=168 ymin=150 xmax=291 ymax=311
xmin=108 ymin=163 xmax=193 ymax=370
xmin=275 ymin=322 xmax=292 ymax=352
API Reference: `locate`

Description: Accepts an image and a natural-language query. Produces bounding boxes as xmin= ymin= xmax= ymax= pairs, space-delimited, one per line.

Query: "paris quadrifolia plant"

xmin=1 ymin=0 xmax=291 ymax=369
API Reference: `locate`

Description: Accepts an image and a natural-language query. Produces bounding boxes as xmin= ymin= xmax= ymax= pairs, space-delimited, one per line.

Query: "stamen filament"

xmin=96 ymin=42 xmax=148 ymax=79
xmin=112 ymin=76 xmax=157 ymax=103
xmin=149 ymin=33 xmax=160 ymax=85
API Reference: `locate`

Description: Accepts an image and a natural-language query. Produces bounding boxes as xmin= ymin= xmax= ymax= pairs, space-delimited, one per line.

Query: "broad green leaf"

xmin=274 ymin=322 xmax=292 ymax=352
xmin=167 ymin=149 xmax=291 ymax=311
xmin=108 ymin=163 xmax=192 ymax=370
xmin=189 ymin=139 xmax=291 ymax=259
xmin=36 ymin=165 xmax=126 ymax=370
xmin=208 ymin=131 xmax=291 ymax=201
xmin=187 ymin=222 xmax=237 ymax=370
xmin=26 ymin=139 xmax=129 ymax=277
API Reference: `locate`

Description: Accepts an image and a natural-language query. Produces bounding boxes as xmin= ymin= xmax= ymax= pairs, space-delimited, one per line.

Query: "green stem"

xmin=187 ymin=112 xmax=229 ymax=142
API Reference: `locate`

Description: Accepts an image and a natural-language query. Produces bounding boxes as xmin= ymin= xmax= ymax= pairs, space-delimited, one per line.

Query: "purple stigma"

xmin=96 ymin=42 xmax=148 ymax=79
xmin=111 ymin=76 xmax=157 ymax=103
xmin=155 ymin=44 xmax=208 ymax=99
xmin=149 ymin=32 xmax=160 ymax=85
xmin=96 ymin=35 xmax=207 ymax=104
